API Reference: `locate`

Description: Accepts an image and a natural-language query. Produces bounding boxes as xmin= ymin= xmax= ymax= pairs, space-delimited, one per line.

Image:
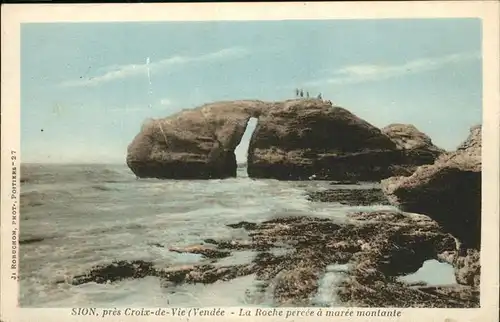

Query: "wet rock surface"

xmin=307 ymin=188 xmax=390 ymax=206
xmin=454 ymin=248 xmax=480 ymax=287
xmin=68 ymin=211 xmax=479 ymax=307
xmin=168 ymin=245 xmax=231 ymax=259
xmin=226 ymin=221 xmax=258 ymax=230
xmin=330 ymin=180 xmax=360 ymax=185
xmin=70 ymin=260 xmax=157 ymax=285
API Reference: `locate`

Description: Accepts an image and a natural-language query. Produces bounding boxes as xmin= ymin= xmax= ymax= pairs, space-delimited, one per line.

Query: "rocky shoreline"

xmin=66 ymin=209 xmax=478 ymax=307
xmin=88 ymin=100 xmax=483 ymax=307
xmin=382 ymin=125 xmax=482 ymax=250
xmin=68 ymin=125 xmax=481 ymax=308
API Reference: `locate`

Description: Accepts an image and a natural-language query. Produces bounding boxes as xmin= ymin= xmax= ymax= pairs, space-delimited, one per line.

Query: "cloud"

xmin=61 ymin=47 xmax=249 ymax=87
xmin=305 ymin=51 xmax=481 ymax=87
xmin=160 ymin=98 xmax=172 ymax=106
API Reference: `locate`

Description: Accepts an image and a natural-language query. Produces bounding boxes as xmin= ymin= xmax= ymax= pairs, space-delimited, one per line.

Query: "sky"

xmin=21 ymin=19 xmax=482 ymax=164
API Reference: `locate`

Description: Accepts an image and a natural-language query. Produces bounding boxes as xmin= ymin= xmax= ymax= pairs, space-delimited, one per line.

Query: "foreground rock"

xmin=454 ymin=248 xmax=480 ymax=287
xmin=127 ymin=99 xmax=442 ymax=180
xmin=307 ymin=188 xmax=389 ymax=206
xmin=168 ymin=245 xmax=231 ymax=259
xmin=70 ymin=260 xmax=157 ymax=285
xmin=68 ymin=260 xmax=252 ymax=286
xmin=69 ymin=212 xmax=479 ymax=307
xmin=381 ymin=125 xmax=481 ymax=249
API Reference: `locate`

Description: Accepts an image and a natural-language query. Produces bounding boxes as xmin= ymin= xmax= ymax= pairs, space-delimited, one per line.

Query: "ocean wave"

xmin=21 ymin=163 xmax=134 ymax=185
xmin=91 ymin=185 xmax=120 ymax=191
xmin=20 ymin=233 xmax=60 ymax=245
xmin=73 ymin=222 xmax=149 ymax=236
xmin=20 ymin=190 xmax=75 ymax=208
xmin=103 ymin=179 xmax=131 ymax=183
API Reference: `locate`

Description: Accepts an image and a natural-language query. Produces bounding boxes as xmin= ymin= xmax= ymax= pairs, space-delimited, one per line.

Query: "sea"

xmin=19 ymin=163 xmax=456 ymax=308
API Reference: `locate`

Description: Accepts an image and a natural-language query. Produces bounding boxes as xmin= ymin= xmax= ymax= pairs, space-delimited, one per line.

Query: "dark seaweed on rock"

xmin=307 ymin=188 xmax=390 ymax=206
xmin=219 ymin=212 xmax=477 ymax=307
xmin=330 ymin=180 xmax=360 ymax=185
xmin=226 ymin=221 xmax=258 ymax=230
xmin=168 ymin=245 xmax=231 ymax=259
xmin=68 ymin=260 xmax=253 ymax=287
xmin=67 ymin=210 xmax=479 ymax=308
xmin=70 ymin=260 xmax=156 ymax=285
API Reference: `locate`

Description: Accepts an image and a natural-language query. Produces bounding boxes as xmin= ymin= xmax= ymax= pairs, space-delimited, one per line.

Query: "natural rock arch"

xmin=127 ymin=99 xmax=443 ymax=181
xmin=126 ymin=100 xmax=265 ymax=179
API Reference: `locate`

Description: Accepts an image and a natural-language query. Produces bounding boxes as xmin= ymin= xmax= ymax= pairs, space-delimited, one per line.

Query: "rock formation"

xmin=127 ymin=100 xmax=265 ymax=179
xmin=246 ymin=100 xmax=404 ymax=180
xmin=381 ymin=124 xmax=445 ymax=176
xmin=381 ymin=125 xmax=482 ymax=249
xmin=127 ymin=99 xmax=443 ymax=181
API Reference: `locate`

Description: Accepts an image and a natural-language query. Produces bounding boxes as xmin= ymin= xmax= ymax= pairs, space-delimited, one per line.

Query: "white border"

xmin=1 ymin=2 xmax=499 ymax=322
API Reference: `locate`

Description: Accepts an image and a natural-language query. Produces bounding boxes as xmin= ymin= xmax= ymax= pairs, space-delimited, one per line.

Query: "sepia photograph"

xmin=1 ymin=2 xmax=499 ymax=322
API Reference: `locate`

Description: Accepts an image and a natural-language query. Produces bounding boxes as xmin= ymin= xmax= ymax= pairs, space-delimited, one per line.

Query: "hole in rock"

xmin=234 ymin=117 xmax=258 ymax=177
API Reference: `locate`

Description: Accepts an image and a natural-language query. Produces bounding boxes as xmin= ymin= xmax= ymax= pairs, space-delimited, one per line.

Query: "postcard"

xmin=1 ymin=2 xmax=499 ymax=322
